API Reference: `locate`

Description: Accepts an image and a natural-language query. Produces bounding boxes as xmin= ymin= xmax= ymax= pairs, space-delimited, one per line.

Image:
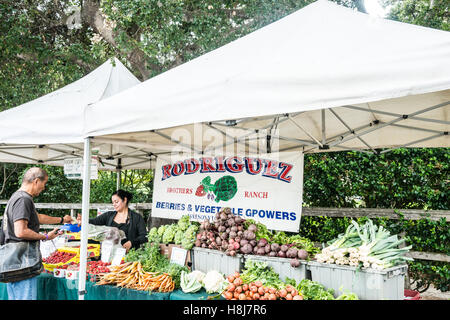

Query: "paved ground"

xmin=416 ymin=284 xmax=449 ymax=300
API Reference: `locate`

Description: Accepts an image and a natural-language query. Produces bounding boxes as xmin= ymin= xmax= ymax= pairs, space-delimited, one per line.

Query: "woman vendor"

xmin=77 ymin=189 xmax=147 ymax=252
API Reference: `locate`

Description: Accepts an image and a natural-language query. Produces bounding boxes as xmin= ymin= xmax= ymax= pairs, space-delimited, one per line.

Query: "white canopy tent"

xmin=0 ymin=58 xmax=141 ymax=300
xmin=1 ymin=0 xmax=448 ymax=300
xmin=75 ymin=0 xmax=449 ymax=300
xmin=84 ymin=0 xmax=450 ymax=155
xmin=0 ymin=58 xmax=147 ymax=171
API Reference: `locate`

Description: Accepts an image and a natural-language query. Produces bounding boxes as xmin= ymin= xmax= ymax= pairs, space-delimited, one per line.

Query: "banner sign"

xmin=151 ymin=152 xmax=303 ymax=232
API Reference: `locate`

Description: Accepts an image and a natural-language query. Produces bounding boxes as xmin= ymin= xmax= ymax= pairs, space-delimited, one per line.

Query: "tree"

xmin=383 ymin=0 xmax=449 ymax=31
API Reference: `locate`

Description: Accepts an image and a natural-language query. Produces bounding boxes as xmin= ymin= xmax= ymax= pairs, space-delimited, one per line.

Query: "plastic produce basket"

xmin=61 ymin=244 xmax=101 ymax=258
xmin=307 ymin=261 xmax=408 ymax=300
xmin=243 ymin=255 xmax=310 ymax=283
xmin=191 ymin=247 xmax=243 ymax=276
xmin=42 ymin=249 xmax=79 ymax=272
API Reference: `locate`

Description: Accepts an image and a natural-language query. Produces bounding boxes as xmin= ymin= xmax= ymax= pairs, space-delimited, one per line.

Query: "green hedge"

xmin=300 ymin=148 xmax=449 ymax=292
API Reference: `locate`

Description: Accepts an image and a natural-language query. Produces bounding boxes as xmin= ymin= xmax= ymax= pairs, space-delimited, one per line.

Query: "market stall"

xmin=1 ymin=0 xmax=448 ymax=301
xmin=74 ymin=0 xmax=448 ymax=300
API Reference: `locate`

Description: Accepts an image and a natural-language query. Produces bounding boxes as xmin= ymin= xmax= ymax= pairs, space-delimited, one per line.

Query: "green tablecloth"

xmin=0 ymin=273 xmax=213 ymax=300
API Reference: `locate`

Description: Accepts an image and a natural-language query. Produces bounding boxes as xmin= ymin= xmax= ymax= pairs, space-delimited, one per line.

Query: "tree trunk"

xmin=81 ymin=0 xmax=152 ymax=80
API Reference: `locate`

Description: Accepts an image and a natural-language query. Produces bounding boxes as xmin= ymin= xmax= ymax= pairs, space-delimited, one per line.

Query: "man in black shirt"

xmin=4 ymin=167 xmax=72 ymax=300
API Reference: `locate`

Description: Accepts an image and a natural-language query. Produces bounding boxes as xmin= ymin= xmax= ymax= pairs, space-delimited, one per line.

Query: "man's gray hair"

xmin=22 ymin=167 xmax=48 ymax=184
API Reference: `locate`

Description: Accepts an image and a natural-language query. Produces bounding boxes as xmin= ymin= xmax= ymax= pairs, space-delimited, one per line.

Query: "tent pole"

xmin=328 ymin=101 xmax=448 ymax=149
xmin=288 ymin=115 xmax=323 ymax=148
xmin=321 ymin=109 xmax=326 ymax=145
xmin=78 ymin=137 xmax=92 ymax=300
xmin=116 ymin=158 xmax=122 ymax=190
xmin=379 ymin=132 xmax=445 ymax=154
xmin=329 ymin=108 xmax=376 ymax=152
xmin=341 ymin=102 xmax=450 ymax=125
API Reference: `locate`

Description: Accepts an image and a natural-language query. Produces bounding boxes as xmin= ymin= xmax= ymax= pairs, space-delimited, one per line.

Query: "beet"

xmin=228 ymin=244 xmax=235 ymax=251
xmin=243 ymin=230 xmax=256 ymax=241
xmin=298 ymin=249 xmax=309 ymax=260
xmin=280 ymin=244 xmax=289 ymax=252
xmin=247 ymin=224 xmax=257 ymax=233
xmin=220 ymin=213 xmax=228 ymax=221
xmin=257 ymin=248 xmax=266 ymax=255
xmin=270 ymin=243 xmax=280 ymax=252
xmin=195 ymin=240 xmax=201 ymax=247
xmin=229 ymin=250 xmax=236 ymax=257
xmin=286 ymin=248 xmax=298 ymax=258
xmin=237 ymin=230 xmax=243 ymax=237
xmin=258 ymin=238 xmax=268 ymax=247
xmin=277 ymin=250 xmax=286 ymax=258
xmin=221 ymin=242 xmax=228 ymax=251
xmin=218 ymin=226 xmax=226 ymax=232
xmin=264 ymin=244 xmax=271 ymax=254
xmin=290 ymin=258 xmax=300 ymax=268
xmin=240 ymin=239 xmax=249 ymax=247
xmin=229 ymin=231 xmax=237 ymax=239
xmin=249 ymin=240 xmax=257 ymax=247
xmin=268 ymin=251 xmax=277 ymax=257
xmin=230 ymin=226 xmax=238 ymax=232
xmin=220 ymin=233 xmax=228 ymax=240
xmin=227 ymin=218 xmax=235 ymax=227
xmin=253 ymin=246 xmax=259 ymax=254
xmin=241 ymin=244 xmax=253 ymax=254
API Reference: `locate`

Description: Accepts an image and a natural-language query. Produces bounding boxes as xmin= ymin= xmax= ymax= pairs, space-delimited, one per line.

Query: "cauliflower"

xmin=162 ymin=224 xmax=177 ymax=244
xmin=148 ymin=227 xmax=161 ymax=243
xmin=190 ymin=270 xmax=206 ymax=283
xmin=180 ymin=271 xmax=203 ymax=293
xmin=181 ymin=224 xmax=199 ymax=249
xmin=177 ymin=215 xmax=190 ymax=232
xmin=157 ymin=225 xmax=167 ymax=237
xmin=202 ymin=270 xmax=227 ymax=294
xmin=174 ymin=229 xmax=184 ymax=245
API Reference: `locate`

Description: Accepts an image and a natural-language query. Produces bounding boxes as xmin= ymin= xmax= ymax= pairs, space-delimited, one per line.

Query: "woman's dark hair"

xmin=112 ymin=189 xmax=133 ymax=205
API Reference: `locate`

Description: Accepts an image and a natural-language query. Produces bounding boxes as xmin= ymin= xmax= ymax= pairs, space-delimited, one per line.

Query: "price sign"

xmin=170 ymin=246 xmax=188 ymax=266
xmin=64 ymin=157 xmax=98 ymax=180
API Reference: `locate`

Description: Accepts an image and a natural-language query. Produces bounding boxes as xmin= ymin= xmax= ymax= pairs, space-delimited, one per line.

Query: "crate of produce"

xmin=191 ymin=247 xmax=243 ymax=275
xmin=307 ymin=261 xmax=408 ymax=300
xmin=243 ymin=255 xmax=310 ymax=283
xmin=42 ymin=249 xmax=79 ymax=272
xmin=61 ymin=244 xmax=101 ymax=258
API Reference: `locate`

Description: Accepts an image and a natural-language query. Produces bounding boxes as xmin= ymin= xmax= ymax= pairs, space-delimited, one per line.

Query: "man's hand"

xmin=62 ymin=215 xmax=73 ymax=224
xmin=46 ymin=227 xmax=62 ymax=241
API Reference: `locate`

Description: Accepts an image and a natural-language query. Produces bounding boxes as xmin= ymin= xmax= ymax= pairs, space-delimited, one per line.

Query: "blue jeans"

xmin=6 ymin=276 xmax=38 ymax=300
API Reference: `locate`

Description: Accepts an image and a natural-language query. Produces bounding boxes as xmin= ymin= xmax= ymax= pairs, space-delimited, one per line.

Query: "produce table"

xmin=0 ymin=273 xmax=214 ymax=300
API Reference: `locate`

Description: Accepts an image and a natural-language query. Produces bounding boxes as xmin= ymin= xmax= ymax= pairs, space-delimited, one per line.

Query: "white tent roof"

xmin=83 ymin=0 xmax=449 ymax=158
xmin=0 ymin=58 xmax=145 ymax=169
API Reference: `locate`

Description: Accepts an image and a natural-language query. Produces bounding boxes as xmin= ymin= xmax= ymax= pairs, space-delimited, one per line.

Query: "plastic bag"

xmin=88 ymin=224 xmax=125 ymax=244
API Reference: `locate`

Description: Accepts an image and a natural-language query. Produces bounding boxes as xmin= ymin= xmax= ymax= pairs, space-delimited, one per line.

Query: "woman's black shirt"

xmin=89 ymin=209 xmax=148 ymax=249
